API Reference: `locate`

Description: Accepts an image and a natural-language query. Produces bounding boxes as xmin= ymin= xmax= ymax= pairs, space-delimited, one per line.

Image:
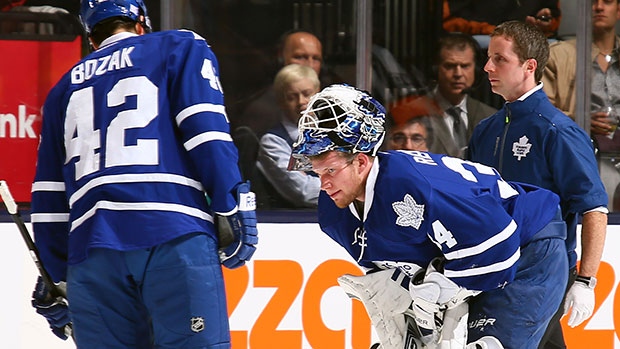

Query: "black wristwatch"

xmin=575 ymin=275 xmax=597 ymax=289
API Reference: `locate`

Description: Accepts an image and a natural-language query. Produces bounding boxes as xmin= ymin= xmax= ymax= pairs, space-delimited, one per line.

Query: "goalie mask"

xmin=290 ymin=84 xmax=386 ymax=171
xmin=80 ymin=0 xmax=151 ymax=34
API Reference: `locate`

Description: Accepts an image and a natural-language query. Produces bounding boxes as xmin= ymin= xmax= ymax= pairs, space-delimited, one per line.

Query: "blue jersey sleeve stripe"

xmin=215 ymin=207 xmax=238 ymax=216
xmin=71 ymin=201 xmax=213 ymax=232
xmin=184 ymin=131 xmax=232 ymax=151
xmin=32 ymin=181 xmax=66 ymax=192
xmin=444 ymin=249 xmax=520 ymax=278
xmin=31 ymin=213 xmax=70 ymax=223
xmin=69 ymin=173 xmax=204 ymax=206
xmin=444 ymin=220 xmax=517 ymax=260
xmin=175 ymin=103 xmax=228 ymax=125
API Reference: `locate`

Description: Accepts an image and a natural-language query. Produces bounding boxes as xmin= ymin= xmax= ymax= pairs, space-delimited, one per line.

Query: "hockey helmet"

xmin=80 ymin=0 xmax=151 ymax=34
xmin=290 ymin=84 xmax=386 ymax=170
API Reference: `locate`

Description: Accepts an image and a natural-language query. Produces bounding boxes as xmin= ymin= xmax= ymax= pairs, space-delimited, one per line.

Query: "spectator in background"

xmin=431 ymin=32 xmax=496 ymax=158
xmin=256 ymin=64 xmax=321 ymax=208
xmin=236 ymin=30 xmax=323 ymax=137
xmin=443 ymin=0 xmax=561 ymax=38
xmin=385 ymin=116 xmax=432 ymax=151
xmin=468 ymin=20 xmax=608 ymax=349
xmin=392 ymin=33 xmax=495 ymax=158
xmin=543 ymin=0 xmax=620 ymax=212
xmin=387 ymin=96 xmax=435 ymax=151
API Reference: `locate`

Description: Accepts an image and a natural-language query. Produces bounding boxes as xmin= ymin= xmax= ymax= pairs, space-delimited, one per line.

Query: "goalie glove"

xmin=217 ymin=181 xmax=258 ymax=269
xmin=31 ymin=276 xmax=72 ymax=340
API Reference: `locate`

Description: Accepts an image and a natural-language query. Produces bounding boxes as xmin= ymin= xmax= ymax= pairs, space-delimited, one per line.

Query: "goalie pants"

xmin=66 ymin=232 xmax=231 ymax=349
xmin=467 ymin=215 xmax=568 ymax=348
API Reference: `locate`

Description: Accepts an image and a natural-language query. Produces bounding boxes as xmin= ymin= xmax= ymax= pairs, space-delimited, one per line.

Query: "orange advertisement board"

xmin=2 ymin=223 xmax=620 ymax=348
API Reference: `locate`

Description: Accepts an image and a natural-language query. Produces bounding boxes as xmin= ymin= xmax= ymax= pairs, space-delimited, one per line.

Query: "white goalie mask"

xmin=290 ymin=84 xmax=386 ymax=171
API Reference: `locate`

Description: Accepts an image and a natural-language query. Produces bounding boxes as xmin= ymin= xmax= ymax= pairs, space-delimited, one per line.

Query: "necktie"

xmin=448 ymin=107 xmax=466 ymax=150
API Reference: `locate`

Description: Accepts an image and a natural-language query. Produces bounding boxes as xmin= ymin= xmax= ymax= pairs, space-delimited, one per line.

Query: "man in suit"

xmin=429 ymin=32 xmax=496 ymax=158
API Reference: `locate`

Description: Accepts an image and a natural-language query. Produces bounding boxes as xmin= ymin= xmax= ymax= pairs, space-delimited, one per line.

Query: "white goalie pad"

xmin=438 ymin=301 xmax=469 ymax=349
xmin=338 ymin=259 xmax=483 ymax=349
xmin=338 ymin=268 xmax=423 ymax=349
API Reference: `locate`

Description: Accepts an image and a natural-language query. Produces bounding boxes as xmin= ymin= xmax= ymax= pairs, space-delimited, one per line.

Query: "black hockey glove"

xmin=217 ymin=181 xmax=258 ymax=269
xmin=31 ymin=276 xmax=71 ymax=340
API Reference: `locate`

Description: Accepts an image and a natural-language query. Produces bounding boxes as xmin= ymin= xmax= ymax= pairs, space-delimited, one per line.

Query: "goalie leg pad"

xmin=338 ymin=269 xmax=420 ymax=349
xmin=437 ymin=301 xmax=469 ymax=349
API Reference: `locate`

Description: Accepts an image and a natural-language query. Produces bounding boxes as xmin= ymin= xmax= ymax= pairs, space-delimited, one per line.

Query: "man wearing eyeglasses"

xmin=386 ymin=116 xmax=432 ymax=151
xmin=387 ymin=95 xmax=436 ymax=151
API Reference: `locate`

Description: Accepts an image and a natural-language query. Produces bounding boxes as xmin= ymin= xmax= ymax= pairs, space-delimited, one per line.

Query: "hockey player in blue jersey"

xmin=29 ymin=0 xmax=258 ymax=347
xmin=290 ymin=84 xmax=568 ymax=348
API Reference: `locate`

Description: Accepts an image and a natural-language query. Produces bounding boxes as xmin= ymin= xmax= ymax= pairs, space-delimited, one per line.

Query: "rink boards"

xmin=2 ymin=222 xmax=619 ymax=348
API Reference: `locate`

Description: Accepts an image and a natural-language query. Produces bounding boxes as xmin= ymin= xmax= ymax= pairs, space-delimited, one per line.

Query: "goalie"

xmin=289 ymin=84 xmax=568 ymax=348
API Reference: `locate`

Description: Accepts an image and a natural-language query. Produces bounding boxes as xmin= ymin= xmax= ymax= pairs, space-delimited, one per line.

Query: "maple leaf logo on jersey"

xmin=512 ymin=135 xmax=532 ymax=160
xmin=392 ymin=194 xmax=424 ymax=229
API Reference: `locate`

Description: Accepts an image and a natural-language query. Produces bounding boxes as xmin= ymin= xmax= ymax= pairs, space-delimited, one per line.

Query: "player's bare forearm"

xmin=579 ymin=211 xmax=607 ymax=277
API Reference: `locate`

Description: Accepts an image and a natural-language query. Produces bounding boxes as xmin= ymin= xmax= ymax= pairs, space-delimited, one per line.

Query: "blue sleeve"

xmin=547 ymin=124 xmax=608 ymax=213
xmin=167 ymin=32 xmax=243 ymax=214
xmin=31 ymin=83 xmax=71 ymax=283
xmin=413 ymin=154 xmax=541 ymax=291
xmin=427 ymin=186 xmax=522 ymax=291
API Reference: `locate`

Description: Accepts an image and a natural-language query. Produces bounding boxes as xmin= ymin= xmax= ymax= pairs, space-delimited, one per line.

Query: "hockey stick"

xmin=0 ymin=180 xmax=73 ymax=338
xmin=0 ymin=180 xmax=62 ymax=297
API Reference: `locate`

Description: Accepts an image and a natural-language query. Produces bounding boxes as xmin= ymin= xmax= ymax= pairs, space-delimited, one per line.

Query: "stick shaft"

xmin=0 ymin=181 xmax=64 ymax=298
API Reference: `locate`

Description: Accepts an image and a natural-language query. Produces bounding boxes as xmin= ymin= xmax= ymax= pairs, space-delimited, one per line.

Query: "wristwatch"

xmin=575 ymin=275 xmax=597 ymax=289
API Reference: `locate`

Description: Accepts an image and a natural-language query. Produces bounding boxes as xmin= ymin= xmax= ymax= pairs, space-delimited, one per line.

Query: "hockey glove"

xmin=217 ymin=181 xmax=258 ymax=269
xmin=563 ymin=281 xmax=595 ymax=327
xmin=31 ymin=276 xmax=71 ymax=340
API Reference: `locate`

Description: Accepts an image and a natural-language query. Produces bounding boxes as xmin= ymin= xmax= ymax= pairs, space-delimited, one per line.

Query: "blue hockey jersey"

xmin=318 ymin=150 xmax=561 ymax=291
xmin=468 ymin=88 xmax=608 ymax=268
xmin=31 ymin=30 xmax=243 ymax=282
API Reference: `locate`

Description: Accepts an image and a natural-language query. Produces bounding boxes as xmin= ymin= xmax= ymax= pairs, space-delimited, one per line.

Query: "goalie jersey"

xmin=31 ymin=30 xmax=242 ymax=282
xmin=318 ymin=150 xmax=563 ymax=291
